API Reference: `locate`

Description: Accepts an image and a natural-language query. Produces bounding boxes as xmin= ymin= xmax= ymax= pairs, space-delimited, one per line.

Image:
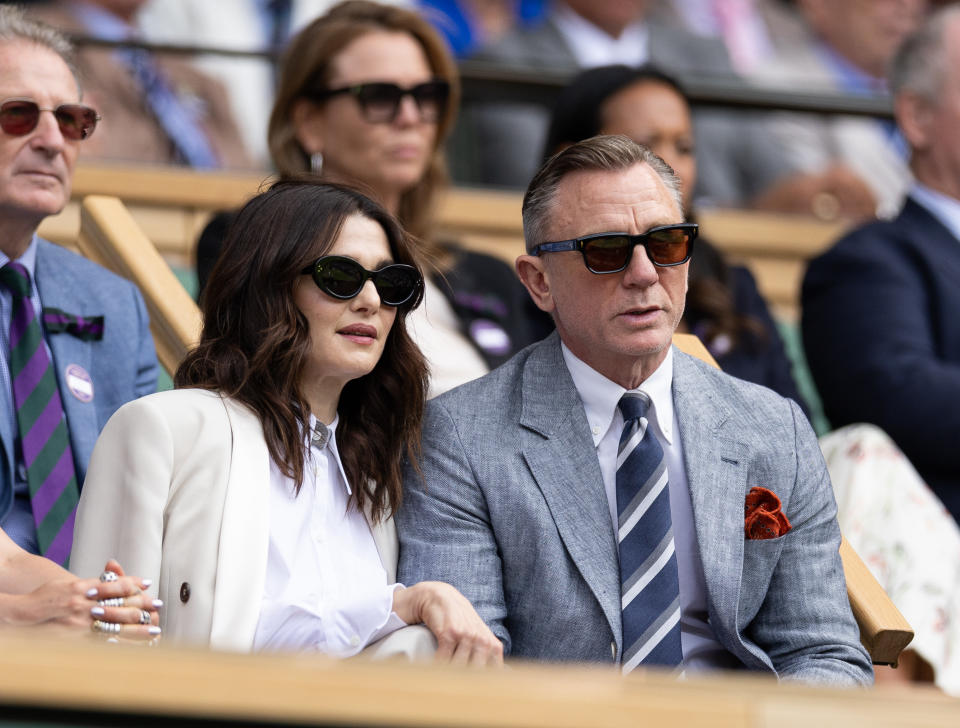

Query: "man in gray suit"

xmin=397 ymin=135 xmax=871 ymax=682
xmin=0 ymin=7 xmax=157 ymax=562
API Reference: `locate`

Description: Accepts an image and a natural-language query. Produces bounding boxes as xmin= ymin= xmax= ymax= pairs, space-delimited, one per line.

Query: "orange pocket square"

xmin=744 ymin=486 xmax=792 ymax=540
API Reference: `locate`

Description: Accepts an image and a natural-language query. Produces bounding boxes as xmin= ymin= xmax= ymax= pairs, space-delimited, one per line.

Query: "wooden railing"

xmin=0 ymin=631 xmax=955 ymax=727
xmin=76 ymin=195 xmax=202 ymax=375
xmin=35 ymin=163 xmax=847 ymax=320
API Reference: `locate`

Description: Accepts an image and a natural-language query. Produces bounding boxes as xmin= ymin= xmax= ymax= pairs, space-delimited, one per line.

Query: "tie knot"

xmin=618 ymin=392 xmax=652 ymax=423
xmin=0 ymin=262 xmax=32 ymax=299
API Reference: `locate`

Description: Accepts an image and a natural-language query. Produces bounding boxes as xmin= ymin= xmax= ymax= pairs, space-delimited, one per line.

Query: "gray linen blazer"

xmin=0 ymin=239 xmax=158 ymax=532
xmin=397 ymin=333 xmax=872 ymax=684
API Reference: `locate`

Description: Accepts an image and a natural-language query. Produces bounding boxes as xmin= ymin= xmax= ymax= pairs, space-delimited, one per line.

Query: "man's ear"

xmin=516 ymin=254 xmax=555 ymax=313
xmin=896 ymin=91 xmax=933 ymax=152
xmin=292 ymin=98 xmax=325 ymax=155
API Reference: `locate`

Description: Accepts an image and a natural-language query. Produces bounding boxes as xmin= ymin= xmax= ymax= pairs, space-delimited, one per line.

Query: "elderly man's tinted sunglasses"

xmin=301 ymin=255 xmax=423 ymax=308
xmin=309 ymin=80 xmax=450 ymax=124
xmin=0 ymin=98 xmax=100 ymax=140
xmin=532 ymin=223 xmax=699 ymax=273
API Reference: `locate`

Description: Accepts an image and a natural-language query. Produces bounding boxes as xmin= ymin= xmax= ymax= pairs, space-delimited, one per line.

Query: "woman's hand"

xmin=1 ymin=559 xmax=160 ymax=640
xmin=392 ymin=581 xmax=503 ymax=666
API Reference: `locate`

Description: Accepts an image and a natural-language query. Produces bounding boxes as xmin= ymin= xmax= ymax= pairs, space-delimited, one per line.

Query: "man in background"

xmin=803 ymin=5 xmax=960 ymax=522
xmin=0 ymin=6 xmax=157 ymax=563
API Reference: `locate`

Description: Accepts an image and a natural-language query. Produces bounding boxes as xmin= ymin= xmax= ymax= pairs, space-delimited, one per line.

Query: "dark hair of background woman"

xmin=543 ymin=64 xmax=765 ymax=353
xmin=177 ymin=179 xmax=428 ymax=521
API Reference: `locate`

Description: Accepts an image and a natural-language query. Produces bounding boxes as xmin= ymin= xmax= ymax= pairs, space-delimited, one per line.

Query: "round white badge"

xmin=64 ymin=364 xmax=94 ymax=403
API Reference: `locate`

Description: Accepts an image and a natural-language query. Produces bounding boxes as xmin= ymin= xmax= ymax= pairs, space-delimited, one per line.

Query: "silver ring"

xmin=98 ymin=597 xmax=124 ymax=608
xmin=139 ymin=609 xmax=151 ymax=624
xmin=91 ymin=620 xmax=121 ymax=635
xmin=99 ymin=570 xmax=118 ymax=583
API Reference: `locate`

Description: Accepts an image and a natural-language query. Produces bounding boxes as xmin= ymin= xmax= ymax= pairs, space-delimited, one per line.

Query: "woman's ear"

xmin=292 ymin=98 xmax=325 ymax=155
xmin=516 ymin=254 xmax=555 ymax=314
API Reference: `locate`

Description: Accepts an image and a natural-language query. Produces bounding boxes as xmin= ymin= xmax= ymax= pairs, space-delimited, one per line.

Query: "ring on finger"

xmin=91 ymin=620 xmax=121 ymax=635
xmin=98 ymin=597 xmax=124 ymax=608
xmin=139 ymin=609 xmax=151 ymax=625
xmin=99 ymin=571 xmax=119 ymax=583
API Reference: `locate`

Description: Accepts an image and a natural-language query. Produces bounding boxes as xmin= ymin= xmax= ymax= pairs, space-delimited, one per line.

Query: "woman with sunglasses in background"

xmin=197 ymin=0 xmax=544 ymax=397
xmin=70 ymin=180 xmax=503 ymax=663
xmin=544 ymin=65 xmax=808 ymax=412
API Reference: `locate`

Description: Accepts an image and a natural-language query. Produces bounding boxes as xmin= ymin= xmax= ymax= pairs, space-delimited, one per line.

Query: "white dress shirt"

xmin=561 ymin=344 xmax=741 ymax=670
xmin=552 ymin=2 xmax=650 ymax=69
xmin=253 ymin=415 xmax=406 ymax=655
xmin=910 ymin=183 xmax=960 ymax=243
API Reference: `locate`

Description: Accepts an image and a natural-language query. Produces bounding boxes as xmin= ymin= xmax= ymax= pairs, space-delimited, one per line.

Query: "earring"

xmin=310 ymin=151 xmax=323 ymax=175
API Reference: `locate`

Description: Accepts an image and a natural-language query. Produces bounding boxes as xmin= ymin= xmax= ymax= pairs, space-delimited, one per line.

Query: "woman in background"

xmin=545 ymin=64 xmax=807 ymax=410
xmin=199 ymin=0 xmax=541 ymax=395
xmin=74 ymin=180 xmax=502 ymax=662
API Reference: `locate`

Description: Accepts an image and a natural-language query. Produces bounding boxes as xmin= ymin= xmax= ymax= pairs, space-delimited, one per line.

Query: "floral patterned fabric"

xmin=820 ymin=424 xmax=960 ymax=695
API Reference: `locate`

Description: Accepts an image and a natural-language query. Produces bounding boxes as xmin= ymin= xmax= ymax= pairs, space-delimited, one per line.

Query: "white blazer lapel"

xmin=365 ymin=506 xmax=399 ymax=585
xmin=208 ymin=397 xmax=271 ymax=651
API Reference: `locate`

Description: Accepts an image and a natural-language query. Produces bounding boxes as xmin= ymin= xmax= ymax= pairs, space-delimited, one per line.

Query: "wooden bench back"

xmin=37 ymin=164 xmax=848 ymax=320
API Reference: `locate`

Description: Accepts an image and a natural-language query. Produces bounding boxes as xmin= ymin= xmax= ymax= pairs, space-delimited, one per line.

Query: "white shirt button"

xmin=610 ymin=641 xmax=616 ymax=659
xmin=350 ymin=635 xmax=360 ymax=647
xmin=592 ymin=425 xmax=600 ymax=436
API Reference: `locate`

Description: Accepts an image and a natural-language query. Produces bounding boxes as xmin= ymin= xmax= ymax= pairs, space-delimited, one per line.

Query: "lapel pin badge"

xmin=64 ymin=363 xmax=94 ymax=403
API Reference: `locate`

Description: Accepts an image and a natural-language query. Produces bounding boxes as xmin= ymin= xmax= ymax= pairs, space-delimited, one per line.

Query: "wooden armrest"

xmin=76 ymin=195 xmax=201 ymax=375
xmin=672 ymin=333 xmax=914 ymax=665
xmin=839 ymin=537 xmax=913 ymax=665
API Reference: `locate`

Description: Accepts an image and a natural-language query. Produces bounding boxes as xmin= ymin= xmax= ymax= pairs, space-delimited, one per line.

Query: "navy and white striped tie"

xmin=616 ymin=392 xmax=682 ymax=672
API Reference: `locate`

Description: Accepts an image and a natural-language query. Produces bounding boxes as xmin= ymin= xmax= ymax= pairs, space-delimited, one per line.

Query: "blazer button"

xmin=179 ymin=582 xmax=191 ymax=603
xmin=610 ymin=641 xmax=617 ymax=660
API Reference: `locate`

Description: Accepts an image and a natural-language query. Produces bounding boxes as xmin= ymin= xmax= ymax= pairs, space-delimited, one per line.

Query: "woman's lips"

xmin=338 ymin=323 xmax=377 ymax=343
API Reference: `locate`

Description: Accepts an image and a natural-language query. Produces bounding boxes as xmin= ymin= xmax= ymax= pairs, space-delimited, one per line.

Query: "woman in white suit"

xmin=70 ymin=180 xmax=502 ymax=663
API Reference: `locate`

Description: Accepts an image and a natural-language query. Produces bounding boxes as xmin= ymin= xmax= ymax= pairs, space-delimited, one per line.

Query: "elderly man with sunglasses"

xmin=0 ymin=7 xmax=157 ymax=563
xmin=397 ymin=135 xmax=871 ymax=684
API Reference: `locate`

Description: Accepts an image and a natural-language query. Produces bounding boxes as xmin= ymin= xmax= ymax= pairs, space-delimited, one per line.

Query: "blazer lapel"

xmin=519 ymin=335 xmax=622 ymax=648
xmin=672 ymin=352 xmax=749 ymax=651
xmin=209 ymin=397 xmax=271 ymax=650
xmin=33 ymin=243 xmax=98 ymax=478
xmin=365 ymin=504 xmax=399 ymax=585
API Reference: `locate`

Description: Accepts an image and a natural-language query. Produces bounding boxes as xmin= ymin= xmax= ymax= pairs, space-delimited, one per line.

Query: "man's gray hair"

xmin=0 ymin=5 xmax=79 ymax=88
xmin=522 ymin=135 xmax=684 ymax=253
xmin=890 ymin=5 xmax=960 ymax=101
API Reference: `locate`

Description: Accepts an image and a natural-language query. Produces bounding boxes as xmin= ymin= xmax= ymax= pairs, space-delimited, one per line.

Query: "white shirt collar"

xmin=552 ymin=2 xmax=649 ymax=69
xmin=910 ymin=182 xmax=960 ymax=242
xmin=561 ymin=342 xmax=675 ymax=447
xmin=308 ymin=413 xmax=351 ymax=495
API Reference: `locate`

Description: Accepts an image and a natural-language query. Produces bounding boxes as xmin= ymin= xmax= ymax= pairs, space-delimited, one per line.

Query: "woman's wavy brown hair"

xmin=176 ymin=179 xmax=428 ymax=521
xmin=268 ymin=0 xmax=459 ymax=245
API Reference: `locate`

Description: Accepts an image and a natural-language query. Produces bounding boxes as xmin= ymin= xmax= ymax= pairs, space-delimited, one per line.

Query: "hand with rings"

xmin=85 ymin=560 xmax=162 ymax=642
xmin=1 ymin=528 xmax=159 ymax=641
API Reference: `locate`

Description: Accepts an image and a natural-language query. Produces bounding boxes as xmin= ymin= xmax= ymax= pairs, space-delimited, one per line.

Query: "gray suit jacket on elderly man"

xmin=397 ymin=333 xmax=872 ymax=683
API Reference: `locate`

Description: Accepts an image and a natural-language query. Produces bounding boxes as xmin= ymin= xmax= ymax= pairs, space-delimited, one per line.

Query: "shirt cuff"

xmin=368 ymin=583 xmax=408 ymax=645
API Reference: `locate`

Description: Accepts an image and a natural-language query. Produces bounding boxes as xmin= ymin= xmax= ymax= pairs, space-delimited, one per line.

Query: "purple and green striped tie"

xmin=1 ymin=262 xmax=79 ymax=565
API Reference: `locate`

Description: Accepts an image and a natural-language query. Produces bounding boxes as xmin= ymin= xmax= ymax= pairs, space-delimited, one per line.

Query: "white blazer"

xmin=71 ymin=389 xmax=414 ymax=652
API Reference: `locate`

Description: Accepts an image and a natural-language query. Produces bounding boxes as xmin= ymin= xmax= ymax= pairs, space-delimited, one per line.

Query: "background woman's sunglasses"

xmin=531 ymin=223 xmax=699 ymax=273
xmin=0 ymin=98 xmax=100 ymax=140
xmin=302 ymin=255 xmax=423 ymax=308
xmin=310 ymin=80 xmax=450 ymax=124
